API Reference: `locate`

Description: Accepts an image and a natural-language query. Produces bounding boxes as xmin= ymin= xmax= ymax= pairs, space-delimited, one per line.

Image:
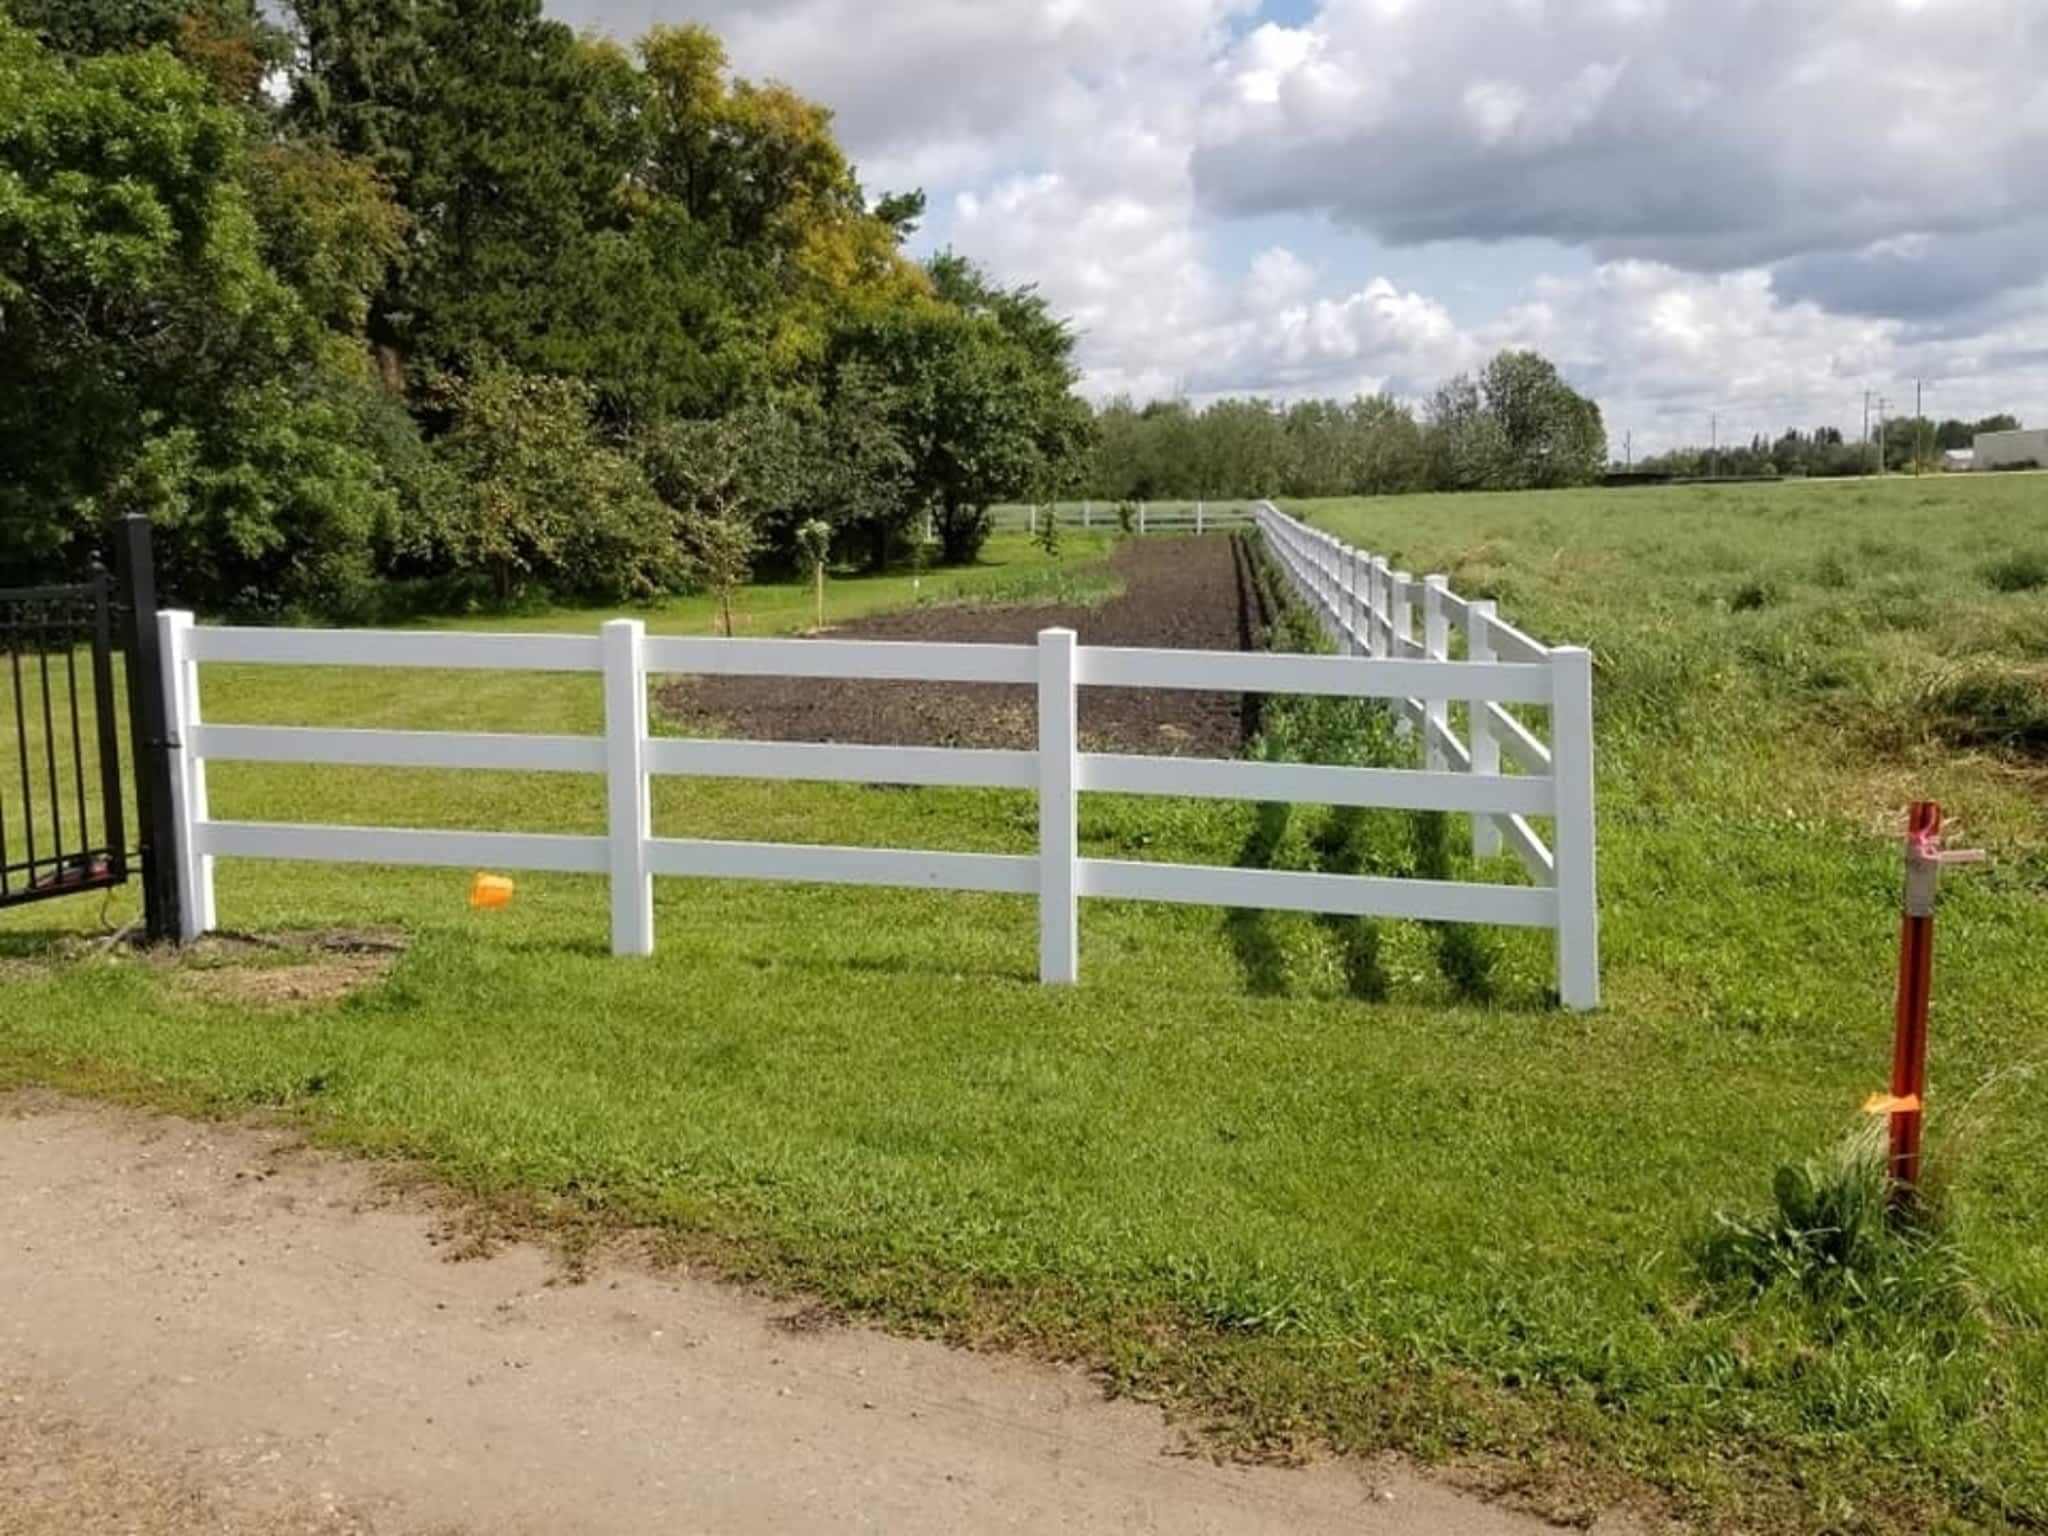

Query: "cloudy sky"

xmin=554 ymin=0 xmax=2048 ymax=451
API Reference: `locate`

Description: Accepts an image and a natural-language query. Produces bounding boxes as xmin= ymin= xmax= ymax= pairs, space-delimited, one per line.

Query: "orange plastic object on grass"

xmin=469 ymin=873 xmax=515 ymax=909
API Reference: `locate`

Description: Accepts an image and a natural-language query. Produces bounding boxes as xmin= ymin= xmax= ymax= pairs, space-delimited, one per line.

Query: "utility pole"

xmin=1914 ymin=379 xmax=1928 ymax=476
xmin=1863 ymin=390 xmax=1873 ymax=474
xmin=1710 ymin=412 xmax=1718 ymax=478
xmin=1624 ymin=429 xmax=1633 ymax=469
xmin=1876 ymin=396 xmax=1890 ymax=476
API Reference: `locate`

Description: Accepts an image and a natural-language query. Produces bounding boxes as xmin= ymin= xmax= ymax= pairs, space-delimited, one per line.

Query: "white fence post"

xmin=1389 ymin=572 xmax=1414 ymax=736
xmin=1423 ymin=575 xmax=1449 ymax=770
xmin=1138 ymin=502 xmax=1147 ymax=536
xmin=603 ymin=618 xmax=654 ymax=957
xmin=1467 ymin=600 xmax=1503 ymax=860
xmin=1037 ymin=627 xmax=1079 ymax=984
xmin=1369 ymin=558 xmax=1390 ymax=659
xmin=1338 ymin=542 xmax=1354 ymax=653
xmin=1195 ymin=500 xmax=1205 ymax=534
xmin=1028 ymin=505 xmax=1038 ymax=536
xmin=1334 ymin=539 xmax=1350 ymax=650
xmin=1352 ymin=545 xmax=1367 ymax=656
xmin=1550 ymin=646 xmax=1599 ymax=1009
xmin=158 ymin=610 xmax=214 ymax=940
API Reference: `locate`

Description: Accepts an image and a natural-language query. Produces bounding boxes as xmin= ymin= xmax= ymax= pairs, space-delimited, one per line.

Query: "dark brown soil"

xmin=659 ymin=535 xmax=1272 ymax=755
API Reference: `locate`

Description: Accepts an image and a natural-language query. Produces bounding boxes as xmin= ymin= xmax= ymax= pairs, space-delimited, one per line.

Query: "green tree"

xmin=4 ymin=0 xmax=283 ymax=99
xmin=289 ymin=0 xmax=644 ymax=382
xmin=0 ymin=16 xmax=415 ymax=608
xmin=1345 ymin=394 xmax=1427 ymax=494
xmin=1422 ymin=377 xmax=1508 ymax=491
xmin=839 ymin=302 xmax=1045 ymax=564
xmin=816 ymin=359 xmax=913 ymax=567
xmin=1479 ymin=350 xmax=1607 ymax=489
xmin=241 ymin=139 xmax=406 ymax=338
xmin=433 ymin=365 xmax=675 ymax=604
xmin=105 ymin=369 xmax=407 ymax=617
xmin=2 ymin=0 xmax=184 ymax=55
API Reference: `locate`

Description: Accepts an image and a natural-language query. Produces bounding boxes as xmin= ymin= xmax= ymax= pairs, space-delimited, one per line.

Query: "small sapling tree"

xmin=797 ymin=517 xmax=832 ymax=628
xmin=1033 ymin=503 xmax=1061 ymax=558
xmin=683 ymin=510 xmax=759 ymax=637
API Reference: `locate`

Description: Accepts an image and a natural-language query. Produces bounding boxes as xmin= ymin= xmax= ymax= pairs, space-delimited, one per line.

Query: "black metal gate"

xmin=0 ymin=575 xmax=128 ymax=909
xmin=2 ymin=516 xmax=183 ymax=939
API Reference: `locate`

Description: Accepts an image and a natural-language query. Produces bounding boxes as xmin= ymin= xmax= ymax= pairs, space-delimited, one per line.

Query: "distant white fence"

xmin=1253 ymin=501 xmax=1596 ymax=1004
xmin=157 ymin=564 xmax=1597 ymax=1005
xmin=993 ymin=500 xmax=1260 ymax=536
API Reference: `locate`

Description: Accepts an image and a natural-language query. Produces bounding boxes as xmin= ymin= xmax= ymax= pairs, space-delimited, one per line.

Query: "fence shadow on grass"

xmin=1223 ymin=799 xmax=1294 ymax=997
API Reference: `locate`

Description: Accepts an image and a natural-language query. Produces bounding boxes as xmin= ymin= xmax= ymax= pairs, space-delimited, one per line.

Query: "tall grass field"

xmin=4 ymin=483 xmax=2045 ymax=1532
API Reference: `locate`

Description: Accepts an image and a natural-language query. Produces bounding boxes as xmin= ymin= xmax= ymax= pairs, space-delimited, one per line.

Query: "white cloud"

xmin=1195 ymin=0 xmax=2048 ymax=303
xmin=546 ymin=0 xmax=2048 ymax=446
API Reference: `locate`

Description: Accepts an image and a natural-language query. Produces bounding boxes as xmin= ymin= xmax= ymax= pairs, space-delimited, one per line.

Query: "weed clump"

xmin=1812 ymin=552 xmax=1854 ymax=590
xmin=1981 ymin=549 xmax=2048 ymax=594
xmin=1921 ymin=664 xmax=2048 ymax=753
xmin=1730 ymin=579 xmax=1776 ymax=612
xmin=1699 ymin=1126 xmax=1978 ymax=1332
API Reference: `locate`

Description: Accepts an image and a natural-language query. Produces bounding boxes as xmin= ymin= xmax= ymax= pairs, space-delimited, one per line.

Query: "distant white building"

xmin=1942 ymin=448 xmax=1975 ymax=470
xmin=1973 ymin=427 xmax=2048 ymax=470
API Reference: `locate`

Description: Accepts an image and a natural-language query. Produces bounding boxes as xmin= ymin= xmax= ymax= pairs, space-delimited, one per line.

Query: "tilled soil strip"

xmin=660 ymin=535 xmax=1271 ymax=757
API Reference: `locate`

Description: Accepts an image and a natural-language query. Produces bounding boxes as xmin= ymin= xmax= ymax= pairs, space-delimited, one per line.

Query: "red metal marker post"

xmin=1881 ymin=801 xmax=1984 ymax=1200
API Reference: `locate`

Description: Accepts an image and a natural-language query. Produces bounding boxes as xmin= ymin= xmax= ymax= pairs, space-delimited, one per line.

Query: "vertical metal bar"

xmin=13 ymin=645 xmax=37 ymax=885
xmin=1889 ymin=800 xmax=1941 ymax=1193
xmin=0 ymin=627 xmax=12 ymax=899
xmin=65 ymin=607 xmax=91 ymax=865
xmin=39 ymin=634 xmax=65 ymax=874
xmin=91 ymin=570 xmax=128 ymax=882
xmin=117 ymin=515 xmax=182 ymax=942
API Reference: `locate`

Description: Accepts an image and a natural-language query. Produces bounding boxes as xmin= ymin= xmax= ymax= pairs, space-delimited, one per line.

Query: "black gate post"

xmin=114 ymin=515 xmax=183 ymax=944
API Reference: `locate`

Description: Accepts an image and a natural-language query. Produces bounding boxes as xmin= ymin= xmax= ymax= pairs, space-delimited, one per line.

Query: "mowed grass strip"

xmin=4 ymin=502 xmax=2046 ymax=1531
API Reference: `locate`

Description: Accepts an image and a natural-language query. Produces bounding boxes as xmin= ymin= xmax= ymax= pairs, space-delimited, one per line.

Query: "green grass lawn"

xmin=4 ymin=497 xmax=2046 ymax=1532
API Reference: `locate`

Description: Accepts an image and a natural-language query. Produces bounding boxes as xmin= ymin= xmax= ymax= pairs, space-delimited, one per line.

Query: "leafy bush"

xmin=934 ymin=503 xmax=993 ymax=565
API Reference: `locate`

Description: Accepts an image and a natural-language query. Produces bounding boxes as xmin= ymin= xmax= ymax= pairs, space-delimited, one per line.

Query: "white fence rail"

xmin=993 ymin=501 xmax=1260 ymax=536
xmin=1252 ymin=502 xmax=1596 ymax=1005
xmin=158 ymin=556 xmax=1598 ymax=1005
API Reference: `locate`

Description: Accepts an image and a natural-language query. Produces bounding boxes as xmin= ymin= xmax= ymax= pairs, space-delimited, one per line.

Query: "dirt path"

xmin=661 ymin=535 xmax=1271 ymax=756
xmin=0 ymin=1093 xmax=1585 ymax=1536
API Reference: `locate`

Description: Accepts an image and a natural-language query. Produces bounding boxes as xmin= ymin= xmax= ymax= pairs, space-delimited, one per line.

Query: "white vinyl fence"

xmin=1253 ymin=501 xmax=1597 ymax=1005
xmin=156 ymin=554 xmax=1597 ymax=1006
xmin=995 ymin=500 xmax=1260 ymax=536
